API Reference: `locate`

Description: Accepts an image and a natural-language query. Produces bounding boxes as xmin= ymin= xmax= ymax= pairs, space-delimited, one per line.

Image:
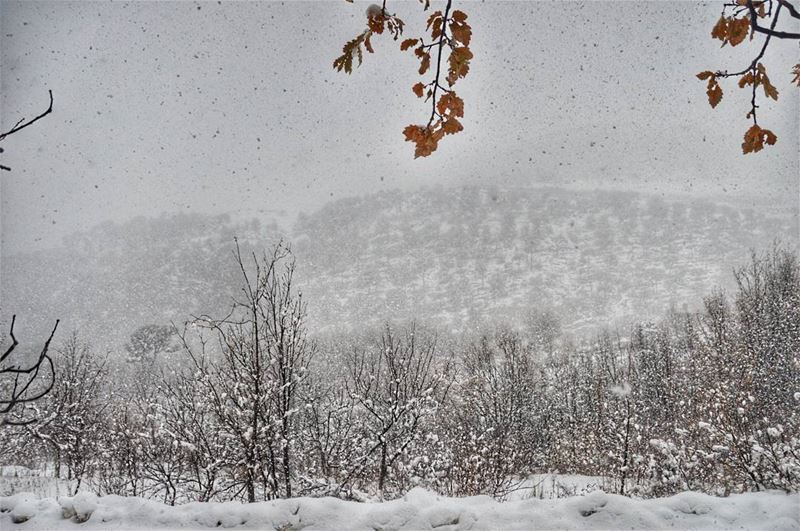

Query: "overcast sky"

xmin=1 ymin=0 xmax=797 ymax=254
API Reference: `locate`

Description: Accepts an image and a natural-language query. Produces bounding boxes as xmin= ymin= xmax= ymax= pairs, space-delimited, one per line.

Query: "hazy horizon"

xmin=1 ymin=180 xmax=797 ymax=257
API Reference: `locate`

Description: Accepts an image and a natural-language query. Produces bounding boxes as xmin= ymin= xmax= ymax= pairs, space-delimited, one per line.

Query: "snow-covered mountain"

xmin=292 ymin=186 xmax=797 ymax=334
xmin=2 ymin=186 xmax=796 ymax=351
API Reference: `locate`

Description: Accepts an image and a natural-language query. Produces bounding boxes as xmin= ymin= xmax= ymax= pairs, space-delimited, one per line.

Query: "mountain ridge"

xmin=1 ymin=185 xmax=796 ymax=352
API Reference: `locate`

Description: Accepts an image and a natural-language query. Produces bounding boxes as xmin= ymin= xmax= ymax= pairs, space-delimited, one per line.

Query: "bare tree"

xmin=448 ymin=330 xmax=542 ymax=498
xmin=26 ymin=333 xmax=108 ymax=492
xmin=159 ymin=368 xmax=236 ymax=502
xmin=298 ymin=374 xmax=358 ymax=495
xmin=1 ymin=90 xmax=59 ymax=425
xmin=182 ymin=239 xmax=313 ymax=502
xmin=343 ymin=323 xmax=452 ymax=498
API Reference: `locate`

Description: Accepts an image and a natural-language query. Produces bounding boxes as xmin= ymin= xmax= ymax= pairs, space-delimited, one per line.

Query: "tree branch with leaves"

xmin=697 ymin=0 xmax=799 ymax=154
xmin=334 ymin=1 xmax=472 ymax=158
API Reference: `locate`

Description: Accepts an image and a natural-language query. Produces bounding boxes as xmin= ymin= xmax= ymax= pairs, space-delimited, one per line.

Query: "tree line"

xmin=1 ymin=243 xmax=797 ymax=503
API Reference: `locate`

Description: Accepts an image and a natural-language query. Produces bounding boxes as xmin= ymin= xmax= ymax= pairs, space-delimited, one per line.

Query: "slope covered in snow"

xmin=3 ymin=186 xmax=797 ymax=352
xmin=2 ymin=488 xmax=798 ymax=530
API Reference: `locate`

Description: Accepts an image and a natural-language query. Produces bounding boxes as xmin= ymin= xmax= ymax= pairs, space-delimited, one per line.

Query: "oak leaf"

xmin=711 ymin=16 xmax=729 ymax=42
xmin=698 ymin=71 xmax=723 ymax=108
xmin=727 ymin=16 xmax=750 ymax=46
xmin=403 ymin=124 xmax=424 ymax=143
xmin=756 ymin=64 xmax=778 ymax=100
xmin=412 ymin=82 xmax=425 ymax=98
xmin=738 ymin=0 xmax=767 ymax=16
xmin=437 ymin=92 xmax=465 ymax=117
xmin=333 ymin=32 xmax=369 ymax=74
xmin=447 ymin=46 xmax=473 ymax=86
xmin=431 ymin=18 xmax=443 ymax=40
xmin=403 ymin=124 xmax=443 ymax=158
xmin=451 ymin=10 xmax=468 ymax=23
xmin=762 ymin=76 xmax=779 ymax=100
xmin=416 ymin=47 xmax=431 ymax=75
xmin=426 ymin=11 xmax=442 ymax=30
xmin=742 ymin=124 xmax=777 ymax=154
xmin=450 ymin=17 xmax=472 ymax=46
xmin=368 ymin=13 xmax=385 ymax=34
xmin=707 ymin=81 xmax=723 ymax=108
xmin=442 ymin=117 xmax=463 ymax=135
xmin=386 ymin=18 xmax=404 ymax=40
xmin=400 ymin=38 xmax=418 ymax=51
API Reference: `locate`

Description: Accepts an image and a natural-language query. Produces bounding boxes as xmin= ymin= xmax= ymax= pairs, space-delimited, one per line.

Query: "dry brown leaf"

xmin=426 ymin=11 xmax=442 ymax=30
xmin=728 ymin=17 xmax=750 ymax=46
xmin=742 ymin=124 xmax=777 ymax=154
xmin=400 ymin=38 xmax=418 ymax=51
xmin=416 ymin=47 xmax=431 ymax=75
xmin=707 ymin=81 xmax=723 ymax=108
xmin=437 ymin=92 xmax=465 ymax=117
xmin=711 ymin=16 xmax=729 ymax=42
xmin=442 ymin=117 xmax=463 ymax=135
xmin=450 ymin=20 xmax=472 ymax=46
xmin=447 ymin=46 xmax=473 ymax=86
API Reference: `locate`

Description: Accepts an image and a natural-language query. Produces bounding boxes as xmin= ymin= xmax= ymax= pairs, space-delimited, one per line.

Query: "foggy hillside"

xmin=293 ymin=186 xmax=797 ymax=333
xmin=1 ymin=186 xmax=796 ymax=352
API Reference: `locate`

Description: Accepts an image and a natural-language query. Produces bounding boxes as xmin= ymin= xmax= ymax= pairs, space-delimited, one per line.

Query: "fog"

xmin=1 ymin=1 xmax=797 ymax=254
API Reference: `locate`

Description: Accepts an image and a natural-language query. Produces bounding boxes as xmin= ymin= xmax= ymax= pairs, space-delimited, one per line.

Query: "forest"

xmin=2 ymin=243 xmax=797 ymax=505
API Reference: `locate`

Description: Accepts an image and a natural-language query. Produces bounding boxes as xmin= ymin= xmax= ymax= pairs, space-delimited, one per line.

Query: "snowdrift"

xmin=1 ymin=488 xmax=798 ymax=530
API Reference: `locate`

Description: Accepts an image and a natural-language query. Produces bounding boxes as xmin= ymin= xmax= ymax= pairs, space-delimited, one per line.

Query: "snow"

xmin=506 ymin=474 xmax=614 ymax=500
xmin=1 ymin=488 xmax=798 ymax=530
xmin=609 ymin=382 xmax=632 ymax=397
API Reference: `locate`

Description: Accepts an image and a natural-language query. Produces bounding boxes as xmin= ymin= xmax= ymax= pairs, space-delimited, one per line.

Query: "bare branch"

xmin=747 ymin=0 xmax=800 ymax=38
xmin=778 ymin=0 xmax=800 ymax=18
xmin=0 ymin=90 xmax=54 ymax=171
xmin=1 ymin=315 xmax=60 ymax=424
xmin=0 ymin=90 xmax=54 ymax=142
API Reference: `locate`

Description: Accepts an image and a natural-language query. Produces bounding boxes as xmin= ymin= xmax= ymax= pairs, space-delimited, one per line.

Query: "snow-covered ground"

xmin=0 ymin=466 xmax=74 ymax=499
xmin=1 ymin=488 xmax=798 ymax=530
xmin=505 ymin=474 xmax=614 ymax=501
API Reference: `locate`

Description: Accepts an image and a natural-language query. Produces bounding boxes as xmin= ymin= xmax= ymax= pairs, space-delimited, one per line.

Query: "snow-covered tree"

xmin=27 ymin=333 xmax=108 ymax=493
xmin=342 ymin=323 xmax=451 ymax=498
xmin=181 ymin=240 xmax=313 ymax=501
